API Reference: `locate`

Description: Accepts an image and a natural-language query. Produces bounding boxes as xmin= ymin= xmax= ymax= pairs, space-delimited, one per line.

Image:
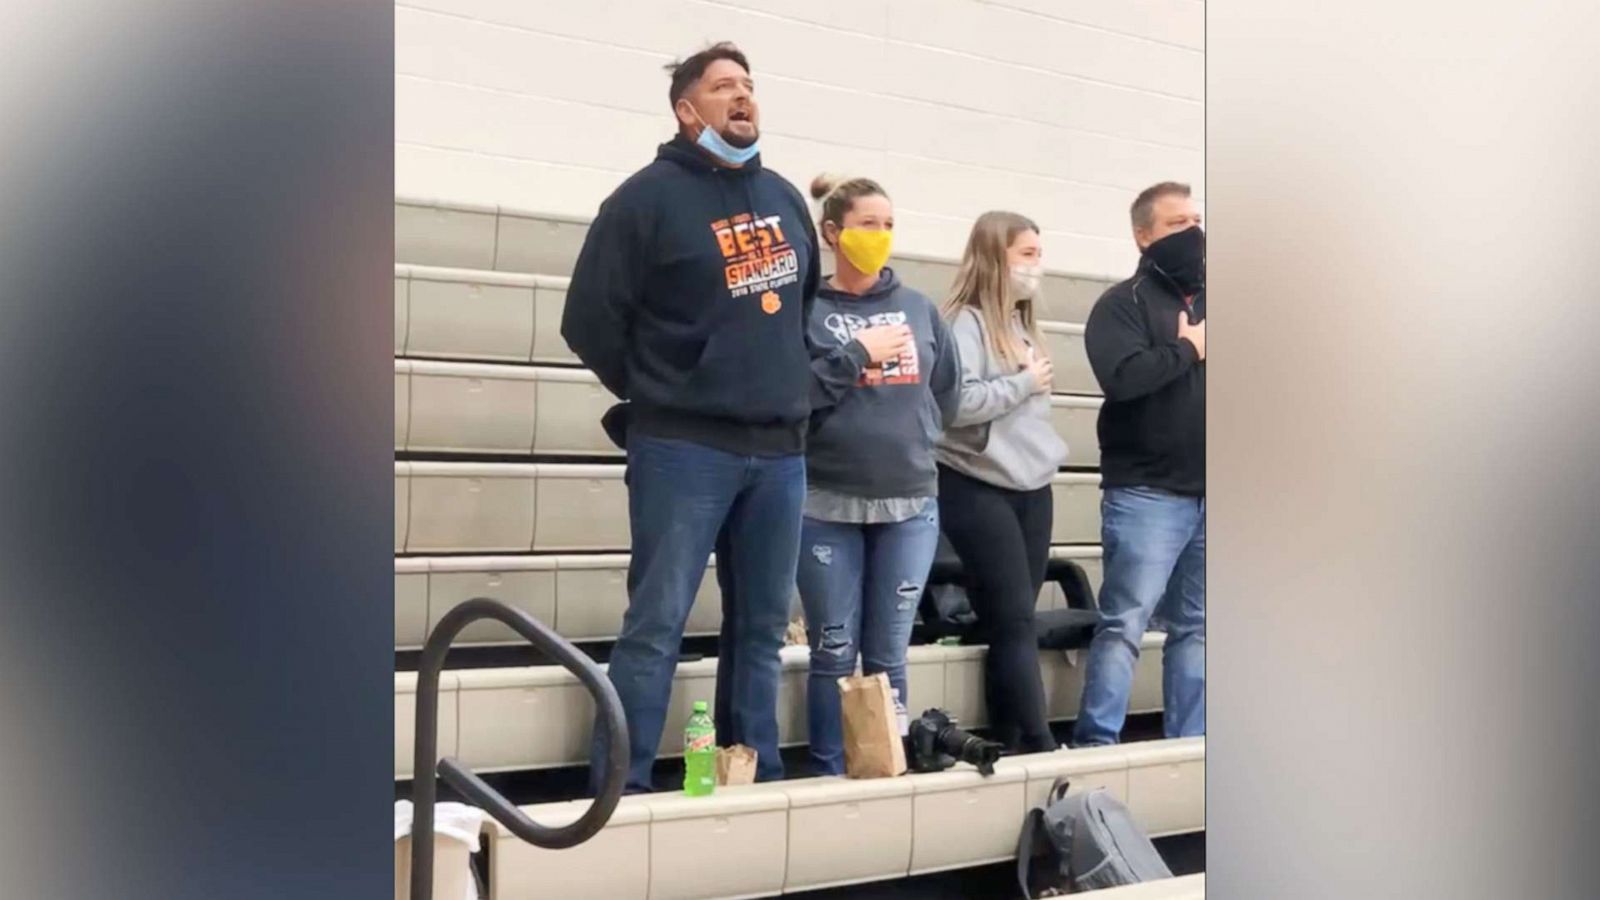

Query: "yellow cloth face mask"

xmin=836 ymin=227 xmax=893 ymax=276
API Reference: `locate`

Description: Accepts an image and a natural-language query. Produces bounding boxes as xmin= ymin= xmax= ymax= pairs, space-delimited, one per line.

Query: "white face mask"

xmin=1010 ymin=264 xmax=1044 ymax=300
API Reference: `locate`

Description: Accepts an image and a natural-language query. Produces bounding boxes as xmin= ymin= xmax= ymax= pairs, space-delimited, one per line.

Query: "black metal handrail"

xmin=409 ymin=597 xmax=628 ymax=900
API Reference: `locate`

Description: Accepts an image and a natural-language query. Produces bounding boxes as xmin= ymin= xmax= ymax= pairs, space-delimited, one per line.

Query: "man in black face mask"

xmin=1073 ymin=181 xmax=1206 ymax=747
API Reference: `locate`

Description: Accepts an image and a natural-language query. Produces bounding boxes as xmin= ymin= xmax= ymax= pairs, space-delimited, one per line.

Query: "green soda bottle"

xmin=683 ymin=700 xmax=716 ymax=797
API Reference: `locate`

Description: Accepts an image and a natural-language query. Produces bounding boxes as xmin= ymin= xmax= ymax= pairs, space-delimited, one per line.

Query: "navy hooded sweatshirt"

xmin=560 ymin=136 xmax=869 ymax=456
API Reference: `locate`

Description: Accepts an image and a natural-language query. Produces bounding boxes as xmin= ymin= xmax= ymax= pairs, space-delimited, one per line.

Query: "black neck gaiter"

xmin=1145 ymin=226 xmax=1205 ymax=295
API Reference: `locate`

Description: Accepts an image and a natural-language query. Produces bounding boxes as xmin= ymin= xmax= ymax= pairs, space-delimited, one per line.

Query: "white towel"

xmin=394 ymin=800 xmax=484 ymax=900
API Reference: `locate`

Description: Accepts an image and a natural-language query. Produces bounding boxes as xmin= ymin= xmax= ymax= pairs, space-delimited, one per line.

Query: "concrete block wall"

xmin=396 ymin=0 xmax=1204 ymax=279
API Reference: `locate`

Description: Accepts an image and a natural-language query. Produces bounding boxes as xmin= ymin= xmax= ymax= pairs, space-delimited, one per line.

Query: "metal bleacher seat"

xmin=1041 ymin=320 xmax=1098 ymax=396
xmin=399 ymin=357 xmax=1104 ymax=463
xmin=394 ymin=198 xmax=498 ymax=271
xmin=396 ymin=462 xmax=629 ymax=553
xmin=1052 ymin=472 xmax=1103 ymax=543
xmin=398 ymin=261 xmax=1101 ymax=397
xmin=1051 ymin=394 xmax=1104 ymax=467
xmin=397 ymin=197 xmax=1112 ymax=322
xmin=1083 ymin=873 xmax=1207 ymax=898
xmin=397 ymin=360 xmax=618 ymax=456
xmin=395 ymin=199 xmax=590 ymax=277
xmin=396 ymin=554 xmax=787 ymax=650
xmin=398 ymin=551 xmax=1097 ymax=650
xmin=394 ymin=669 xmax=457 ymax=781
xmin=480 ymin=740 xmax=1203 ymax=900
xmin=395 ymin=264 xmax=573 ymax=365
xmin=395 ymin=634 xmax=1167 ymax=778
xmin=395 ymin=462 xmax=1103 ymax=554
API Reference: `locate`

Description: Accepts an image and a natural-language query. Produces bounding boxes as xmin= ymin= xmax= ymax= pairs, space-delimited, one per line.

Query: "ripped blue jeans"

xmin=794 ymin=501 xmax=941 ymax=775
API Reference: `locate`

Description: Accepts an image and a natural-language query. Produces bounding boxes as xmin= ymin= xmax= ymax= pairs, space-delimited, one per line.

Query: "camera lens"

xmin=937 ymin=723 xmax=1003 ymax=775
xmin=906 ymin=708 xmax=1004 ymax=776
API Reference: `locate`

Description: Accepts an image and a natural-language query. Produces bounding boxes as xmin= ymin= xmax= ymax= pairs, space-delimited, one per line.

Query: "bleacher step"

xmin=396 ymin=461 xmax=1102 ymax=554
xmin=395 ymin=198 xmax=1115 ymax=324
xmin=396 ymin=634 xmax=1169 ymax=778
xmin=477 ymin=739 xmax=1203 ymax=899
xmin=1085 ymin=873 xmax=1206 ymax=899
xmin=395 ymin=262 xmax=1104 ymax=395
xmin=396 ymin=548 xmax=1104 ymax=652
xmin=396 ymin=358 xmax=1108 ymax=464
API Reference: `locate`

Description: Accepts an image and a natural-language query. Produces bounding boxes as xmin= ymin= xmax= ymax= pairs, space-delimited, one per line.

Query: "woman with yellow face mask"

xmin=791 ymin=173 xmax=963 ymax=775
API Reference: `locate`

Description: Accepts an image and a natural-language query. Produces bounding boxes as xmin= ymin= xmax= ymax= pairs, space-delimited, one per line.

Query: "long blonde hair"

xmin=942 ymin=210 xmax=1044 ymax=371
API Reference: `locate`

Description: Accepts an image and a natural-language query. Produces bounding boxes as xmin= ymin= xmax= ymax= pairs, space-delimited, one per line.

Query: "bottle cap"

xmin=692 ymin=700 xmax=708 ymax=713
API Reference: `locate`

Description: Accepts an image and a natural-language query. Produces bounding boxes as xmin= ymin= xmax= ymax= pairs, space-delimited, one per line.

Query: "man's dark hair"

xmin=1130 ymin=181 xmax=1191 ymax=231
xmin=664 ymin=42 xmax=751 ymax=109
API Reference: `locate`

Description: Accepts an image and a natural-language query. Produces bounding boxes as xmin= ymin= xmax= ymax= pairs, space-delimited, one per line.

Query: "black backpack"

xmin=1016 ymin=778 xmax=1173 ymax=896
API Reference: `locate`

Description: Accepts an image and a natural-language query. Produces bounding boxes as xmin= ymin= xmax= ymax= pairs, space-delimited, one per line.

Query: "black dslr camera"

xmin=905 ymin=708 xmax=1004 ymax=776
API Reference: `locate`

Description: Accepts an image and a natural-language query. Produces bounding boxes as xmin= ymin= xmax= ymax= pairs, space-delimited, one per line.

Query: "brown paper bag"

xmin=838 ymin=672 xmax=907 ymax=779
xmin=715 ymin=744 xmax=758 ymax=786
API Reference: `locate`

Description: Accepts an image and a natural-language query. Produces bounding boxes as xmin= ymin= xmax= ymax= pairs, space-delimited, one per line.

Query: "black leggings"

xmin=937 ymin=464 xmax=1054 ymax=752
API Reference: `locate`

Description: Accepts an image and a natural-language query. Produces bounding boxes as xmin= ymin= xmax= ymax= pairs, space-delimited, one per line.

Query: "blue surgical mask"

xmin=684 ymin=102 xmax=760 ymax=166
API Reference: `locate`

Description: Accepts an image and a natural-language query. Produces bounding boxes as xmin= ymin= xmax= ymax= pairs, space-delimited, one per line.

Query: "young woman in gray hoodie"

xmin=795 ymin=174 xmax=962 ymax=775
xmin=935 ymin=210 xmax=1068 ymax=754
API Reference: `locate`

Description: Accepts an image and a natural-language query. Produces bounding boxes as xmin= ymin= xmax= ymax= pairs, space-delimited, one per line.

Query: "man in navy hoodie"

xmin=561 ymin=43 xmax=882 ymax=792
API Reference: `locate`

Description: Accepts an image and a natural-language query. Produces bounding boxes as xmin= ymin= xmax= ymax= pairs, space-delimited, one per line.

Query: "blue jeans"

xmin=793 ymin=503 xmax=941 ymax=775
xmin=589 ymin=434 xmax=804 ymax=794
xmin=1072 ymin=486 xmax=1205 ymax=746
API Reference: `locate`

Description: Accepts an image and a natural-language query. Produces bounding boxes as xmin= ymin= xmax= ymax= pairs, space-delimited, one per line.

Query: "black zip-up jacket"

xmin=560 ymin=136 xmax=866 ymax=456
xmin=1083 ymin=258 xmax=1205 ymax=496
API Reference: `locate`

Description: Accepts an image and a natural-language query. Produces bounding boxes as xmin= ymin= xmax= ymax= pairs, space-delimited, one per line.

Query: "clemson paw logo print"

xmin=761 ymin=291 xmax=781 ymax=314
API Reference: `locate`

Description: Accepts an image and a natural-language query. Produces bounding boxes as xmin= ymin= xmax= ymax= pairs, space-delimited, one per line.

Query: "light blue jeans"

xmin=794 ymin=502 xmax=941 ymax=775
xmin=1072 ymin=486 xmax=1205 ymax=746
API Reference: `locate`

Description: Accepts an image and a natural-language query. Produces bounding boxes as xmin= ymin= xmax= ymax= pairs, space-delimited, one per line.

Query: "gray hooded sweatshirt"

xmin=935 ymin=306 xmax=1067 ymax=491
xmin=805 ymin=268 xmax=961 ymax=508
